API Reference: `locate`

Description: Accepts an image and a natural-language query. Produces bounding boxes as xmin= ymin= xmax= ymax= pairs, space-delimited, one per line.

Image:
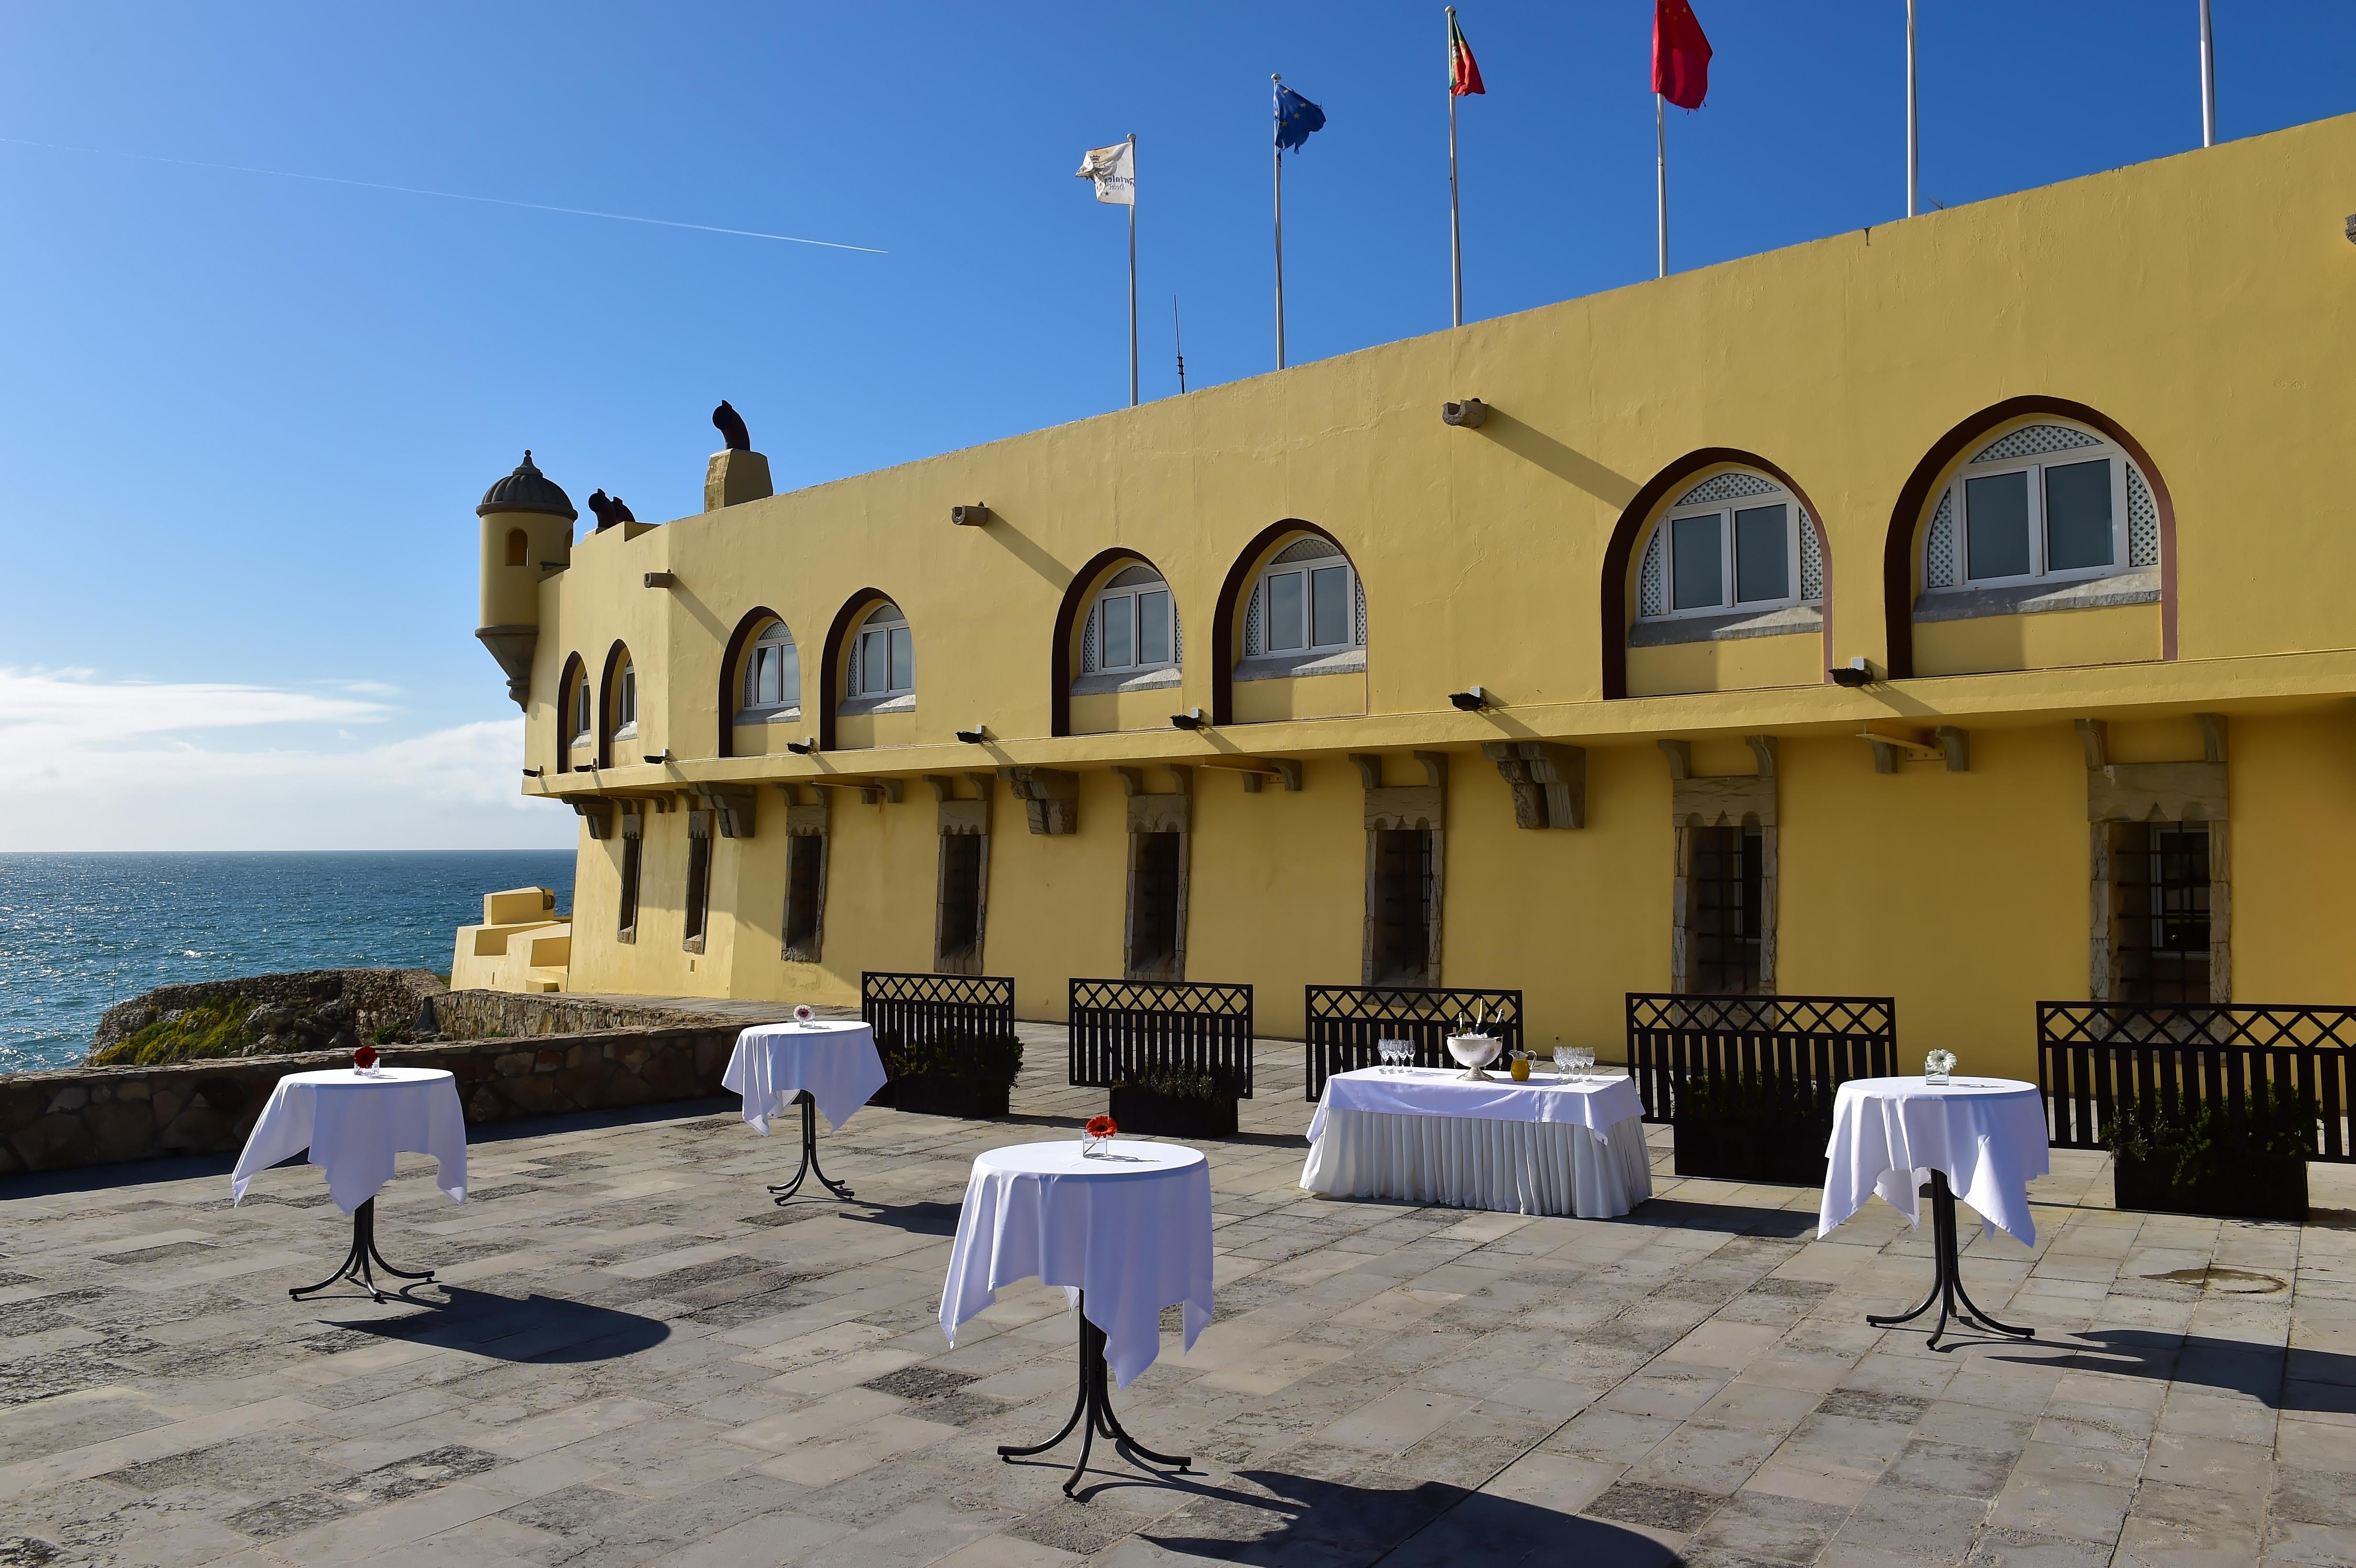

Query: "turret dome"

xmin=477 ymin=450 xmax=578 ymax=520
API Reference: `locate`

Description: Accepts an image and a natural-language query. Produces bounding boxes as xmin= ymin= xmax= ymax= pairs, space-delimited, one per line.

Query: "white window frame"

xmin=740 ymin=621 xmax=800 ymax=715
xmin=1093 ymin=569 xmax=1177 ymax=674
xmin=570 ymin=675 xmax=591 ymax=744
xmin=1254 ymin=556 xmax=1360 ymax=656
xmin=1931 ymin=444 xmax=2132 ymax=593
xmin=1647 ymin=497 xmax=1807 ymax=621
xmin=613 ymin=660 xmax=638 ymax=740
xmin=851 ymin=606 xmax=914 ymax=699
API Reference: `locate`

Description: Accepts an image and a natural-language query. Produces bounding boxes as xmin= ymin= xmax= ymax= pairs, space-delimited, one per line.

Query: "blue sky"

xmin=1 ymin=2 xmax=2350 ymax=849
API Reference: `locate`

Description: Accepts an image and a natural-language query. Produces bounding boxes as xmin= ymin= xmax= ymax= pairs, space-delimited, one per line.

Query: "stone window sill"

xmin=1235 ymin=648 xmax=1367 ymax=682
xmin=1915 ymin=567 xmax=2160 ymax=623
xmin=1070 ymin=667 xmax=1181 ymax=697
xmin=1632 ymin=604 xmax=1823 ymax=647
xmin=837 ymin=693 xmax=916 ymax=717
xmin=612 ymin=723 xmax=639 ymax=742
xmin=732 ymin=706 xmax=804 ymax=725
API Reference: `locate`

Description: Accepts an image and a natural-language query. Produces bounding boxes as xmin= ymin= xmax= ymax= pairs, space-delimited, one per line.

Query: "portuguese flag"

xmin=1449 ymin=10 xmax=1485 ymax=97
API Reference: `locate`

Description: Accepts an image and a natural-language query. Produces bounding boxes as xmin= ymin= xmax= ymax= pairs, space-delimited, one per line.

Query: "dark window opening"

xmin=1371 ymin=828 xmax=1435 ymax=985
xmin=682 ymin=826 xmax=712 ymax=952
xmin=505 ymin=528 xmax=528 ymax=567
xmin=783 ymin=836 xmax=824 ymax=959
xmin=937 ymin=834 xmax=985 ymax=972
xmin=1690 ymin=826 xmax=1763 ymax=994
xmin=617 ymin=836 xmax=642 ymax=943
xmin=2113 ymin=821 xmax=2210 ymax=1004
xmin=1129 ymin=831 xmax=1183 ymax=980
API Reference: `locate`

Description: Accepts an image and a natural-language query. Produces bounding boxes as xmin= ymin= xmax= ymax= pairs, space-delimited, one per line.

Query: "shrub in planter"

xmin=1109 ymin=1066 xmax=1240 ymax=1138
xmin=871 ymin=1027 xmax=1022 ymax=1119
xmin=2105 ymin=1084 xmax=2312 ymax=1221
xmin=1671 ymin=1069 xmax=1828 ymax=1184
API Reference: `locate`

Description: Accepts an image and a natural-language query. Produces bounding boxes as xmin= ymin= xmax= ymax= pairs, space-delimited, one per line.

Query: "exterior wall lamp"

xmin=1830 ymin=657 xmax=1875 ymax=687
xmin=955 ymin=724 xmax=990 ymax=744
xmin=1171 ymin=708 xmax=1207 ymax=730
xmin=786 ymin=738 xmax=818 ymax=755
xmin=1448 ymin=686 xmax=1489 ymax=711
xmin=643 ymin=750 xmax=672 ymax=764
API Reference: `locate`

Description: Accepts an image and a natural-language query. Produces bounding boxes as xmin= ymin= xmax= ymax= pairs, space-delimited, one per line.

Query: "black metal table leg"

xmin=999 ymin=1290 xmax=1191 ymax=1498
xmin=766 ymin=1091 xmax=855 ymax=1204
xmin=289 ymin=1198 xmax=436 ymax=1304
xmin=1865 ymin=1171 xmax=2035 ymax=1350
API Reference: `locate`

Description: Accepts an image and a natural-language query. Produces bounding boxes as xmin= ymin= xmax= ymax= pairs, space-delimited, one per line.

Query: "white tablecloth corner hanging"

xmin=1819 ymin=1076 xmax=2050 ymax=1246
xmin=941 ymin=1140 xmax=1214 ymax=1389
xmin=722 ymin=1019 xmax=888 ymax=1133
xmin=229 ymin=1066 xmax=469 ymax=1213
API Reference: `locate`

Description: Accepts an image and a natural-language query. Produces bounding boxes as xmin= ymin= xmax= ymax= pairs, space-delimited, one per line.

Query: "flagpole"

xmin=1274 ymin=75 xmax=1287 ymax=370
xmin=1656 ymin=93 xmax=1668 ymax=279
xmin=1447 ymin=8 xmax=1462 ymax=328
xmin=1127 ymin=133 xmax=1138 ymax=407
xmin=1906 ymin=0 xmax=1919 ymax=217
xmin=2198 ymin=0 xmax=2216 ymax=148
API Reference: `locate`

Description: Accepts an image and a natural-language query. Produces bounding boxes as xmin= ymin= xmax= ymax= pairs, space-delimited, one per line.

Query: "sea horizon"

xmin=0 ymin=849 xmax=575 ymax=1076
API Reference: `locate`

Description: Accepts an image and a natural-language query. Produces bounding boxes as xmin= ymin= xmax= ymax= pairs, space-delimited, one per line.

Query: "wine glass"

xmin=1379 ymin=1039 xmax=1410 ymax=1074
xmin=1573 ymin=1046 xmax=1597 ymax=1077
xmin=1553 ymin=1046 xmax=1576 ymax=1080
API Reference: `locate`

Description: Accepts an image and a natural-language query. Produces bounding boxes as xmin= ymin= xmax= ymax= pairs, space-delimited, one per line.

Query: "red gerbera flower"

xmin=1085 ymin=1115 xmax=1117 ymax=1140
xmin=353 ymin=1045 xmax=379 ymax=1070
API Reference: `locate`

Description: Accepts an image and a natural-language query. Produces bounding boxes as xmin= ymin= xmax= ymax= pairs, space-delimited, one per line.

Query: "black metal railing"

xmin=1069 ymin=979 xmax=1254 ymax=1098
xmin=1627 ymin=993 xmax=1897 ymax=1124
xmin=1302 ymin=986 xmax=1523 ymax=1101
xmin=862 ymin=971 xmax=1016 ymax=1052
xmin=2039 ymin=1001 xmax=2356 ymax=1161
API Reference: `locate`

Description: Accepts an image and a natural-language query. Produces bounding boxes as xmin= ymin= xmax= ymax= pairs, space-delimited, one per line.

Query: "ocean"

xmin=0 ymin=851 xmax=575 ymax=1076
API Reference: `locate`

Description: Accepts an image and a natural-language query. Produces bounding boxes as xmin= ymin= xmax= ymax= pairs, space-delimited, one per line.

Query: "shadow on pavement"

xmin=331 ymin=1285 xmax=670 ymax=1362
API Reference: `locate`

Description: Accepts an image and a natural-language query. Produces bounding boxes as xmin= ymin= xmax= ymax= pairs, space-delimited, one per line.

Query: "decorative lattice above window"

xmin=2127 ymin=466 xmax=2159 ymax=568
xmin=1105 ymin=563 xmax=1162 ymax=588
xmin=844 ymin=635 xmax=862 ymax=693
xmin=1353 ymin=578 xmax=1366 ymax=647
xmin=1924 ymin=489 xmax=1958 ymax=588
xmin=1243 ymin=582 xmax=1265 ymax=657
xmin=1638 ymin=528 xmax=1667 ymax=618
xmin=1798 ymin=514 xmax=1824 ymax=602
xmin=1079 ymin=604 xmax=1099 ymax=674
xmin=1674 ymin=470 xmax=1780 ymax=507
xmin=1271 ymin=535 xmax=1343 ymax=565
xmin=1970 ymin=423 xmax=2102 ymax=464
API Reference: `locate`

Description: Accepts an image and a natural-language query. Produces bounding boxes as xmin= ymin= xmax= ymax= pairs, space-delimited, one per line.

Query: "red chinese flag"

xmin=1652 ymin=0 xmax=1712 ymax=110
xmin=1449 ymin=12 xmax=1485 ymax=97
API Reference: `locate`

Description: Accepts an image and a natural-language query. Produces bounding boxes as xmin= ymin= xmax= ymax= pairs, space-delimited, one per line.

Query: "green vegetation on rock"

xmin=89 ymin=995 xmax=255 ymax=1067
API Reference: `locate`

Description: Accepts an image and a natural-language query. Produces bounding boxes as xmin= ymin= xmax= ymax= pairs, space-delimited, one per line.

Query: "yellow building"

xmin=465 ymin=113 xmax=2356 ymax=1083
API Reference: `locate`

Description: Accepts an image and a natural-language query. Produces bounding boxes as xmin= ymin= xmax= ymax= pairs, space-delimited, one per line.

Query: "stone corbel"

xmin=1000 ymin=766 xmax=1080 ymax=835
xmin=570 ymin=798 xmax=614 ymax=840
xmin=1858 ymin=726 xmax=1969 ymax=774
xmin=1663 ymin=736 xmax=1777 ymax=826
xmin=1482 ymin=741 xmax=1586 ymax=828
xmin=688 ymin=783 xmax=757 ymax=838
xmin=934 ymin=773 xmax=991 ymax=837
xmin=775 ymin=782 xmax=830 ymax=835
xmin=809 ymin=777 xmax=903 ymax=806
xmin=1353 ymin=751 xmax=1446 ymax=831
xmin=1202 ymin=757 xmax=1301 ymax=793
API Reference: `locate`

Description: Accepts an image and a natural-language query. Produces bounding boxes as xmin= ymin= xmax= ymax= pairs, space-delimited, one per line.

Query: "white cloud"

xmin=0 ymin=668 xmax=573 ymax=850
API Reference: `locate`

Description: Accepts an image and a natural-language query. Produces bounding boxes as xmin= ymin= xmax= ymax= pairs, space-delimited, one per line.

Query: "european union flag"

xmin=1275 ymin=83 xmax=1326 ymax=152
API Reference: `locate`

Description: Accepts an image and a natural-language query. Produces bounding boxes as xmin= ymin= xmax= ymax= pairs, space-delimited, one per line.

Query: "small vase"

xmin=1082 ymin=1135 xmax=1110 ymax=1158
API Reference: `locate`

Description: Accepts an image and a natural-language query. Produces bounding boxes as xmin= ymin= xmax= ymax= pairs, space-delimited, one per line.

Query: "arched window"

xmin=1242 ymin=536 xmax=1364 ymax=660
xmin=614 ymin=658 xmax=638 ymax=739
xmin=740 ymin=620 xmax=800 ymax=716
xmin=847 ymin=603 xmax=913 ymax=700
xmin=1636 ymin=470 xmax=1822 ymax=622
xmin=1920 ymin=422 xmax=2157 ymax=593
xmin=505 ymin=529 xmax=529 ymax=567
xmin=572 ymin=673 xmax=592 ymax=742
xmin=1081 ymin=565 xmax=1180 ymax=675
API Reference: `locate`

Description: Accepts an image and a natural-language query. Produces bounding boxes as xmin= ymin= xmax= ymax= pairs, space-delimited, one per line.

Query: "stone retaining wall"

xmin=0 ymin=1023 xmax=747 ymax=1177
xmin=425 ymin=991 xmax=735 ymax=1041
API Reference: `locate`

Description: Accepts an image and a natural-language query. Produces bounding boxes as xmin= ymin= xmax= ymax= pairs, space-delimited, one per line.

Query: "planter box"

xmin=878 ymin=1076 xmax=1011 ymax=1120
xmin=2113 ymin=1151 xmax=2307 ymax=1221
xmin=1671 ymin=1112 xmax=1828 ymax=1186
xmin=1109 ymin=1084 xmax=1238 ymax=1139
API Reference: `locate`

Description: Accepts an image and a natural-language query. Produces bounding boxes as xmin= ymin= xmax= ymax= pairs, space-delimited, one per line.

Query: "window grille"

xmin=1797 ymin=513 xmax=1823 ymax=602
xmin=2127 ymin=466 xmax=2159 ymax=568
xmin=1970 ymin=423 xmax=2102 ymax=463
xmin=1370 ymin=828 xmax=1436 ymax=985
xmin=2111 ymin=822 xmax=2211 ymax=1005
xmin=1689 ymin=826 xmax=1763 ymax=995
xmin=1243 ymin=582 xmax=1265 ymax=656
xmin=845 ymin=634 xmax=862 ymax=695
xmin=1674 ymin=470 xmax=1779 ymax=507
xmin=1353 ymin=577 xmax=1366 ymax=647
xmin=1079 ymin=603 xmax=1099 ymax=674
xmin=1924 ymin=489 xmax=1958 ymax=588
xmin=1638 ymin=528 xmax=1667 ymax=617
xmin=1271 ymin=536 xmax=1342 ymax=564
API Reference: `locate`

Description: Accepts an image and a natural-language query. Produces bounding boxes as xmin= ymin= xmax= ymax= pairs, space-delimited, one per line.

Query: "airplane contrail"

xmin=0 ymin=136 xmax=887 ymax=253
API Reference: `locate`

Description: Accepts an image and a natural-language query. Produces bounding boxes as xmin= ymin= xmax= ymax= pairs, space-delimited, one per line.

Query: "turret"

xmin=475 ymin=451 xmax=578 ymax=709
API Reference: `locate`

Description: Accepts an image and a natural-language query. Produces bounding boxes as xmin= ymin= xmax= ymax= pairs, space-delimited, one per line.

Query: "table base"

xmin=767 ymin=1091 xmax=855 ymax=1204
xmin=1867 ymin=1171 xmax=2034 ymax=1351
xmin=288 ymin=1198 xmax=436 ymax=1304
xmin=999 ymin=1290 xmax=1189 ymax=1499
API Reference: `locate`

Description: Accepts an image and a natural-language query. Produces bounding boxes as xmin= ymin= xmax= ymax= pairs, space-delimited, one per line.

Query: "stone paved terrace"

xmin=3 ymin=1027 xmax=2354 ymax=1568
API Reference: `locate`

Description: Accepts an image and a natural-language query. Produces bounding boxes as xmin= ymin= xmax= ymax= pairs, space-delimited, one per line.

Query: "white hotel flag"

xmin=1076 ymin=137 xmax=1139 ymax=407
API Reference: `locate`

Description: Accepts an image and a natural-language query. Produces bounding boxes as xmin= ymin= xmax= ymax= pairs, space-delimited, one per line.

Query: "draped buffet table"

xmin=1300 ymin=1067 xmax=1653 ymax=1218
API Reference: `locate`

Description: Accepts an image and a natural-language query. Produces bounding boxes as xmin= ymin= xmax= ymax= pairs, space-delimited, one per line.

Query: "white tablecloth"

xmin=1301 ymin=1109 xmax=1653 ymax=1219
xmin=1820 ymin=1076 xmax=2050 ymax=1245
xmin=722 ymin=1020 xmax=888 ymax=1133
xmin=229 ymin=1067 xmax=469 ymax=1214
xmin=1307 ymin=1067 xmax=1646 ymax=1144
xmin=941 ymin=1140 xmax=1213 ymax=1390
